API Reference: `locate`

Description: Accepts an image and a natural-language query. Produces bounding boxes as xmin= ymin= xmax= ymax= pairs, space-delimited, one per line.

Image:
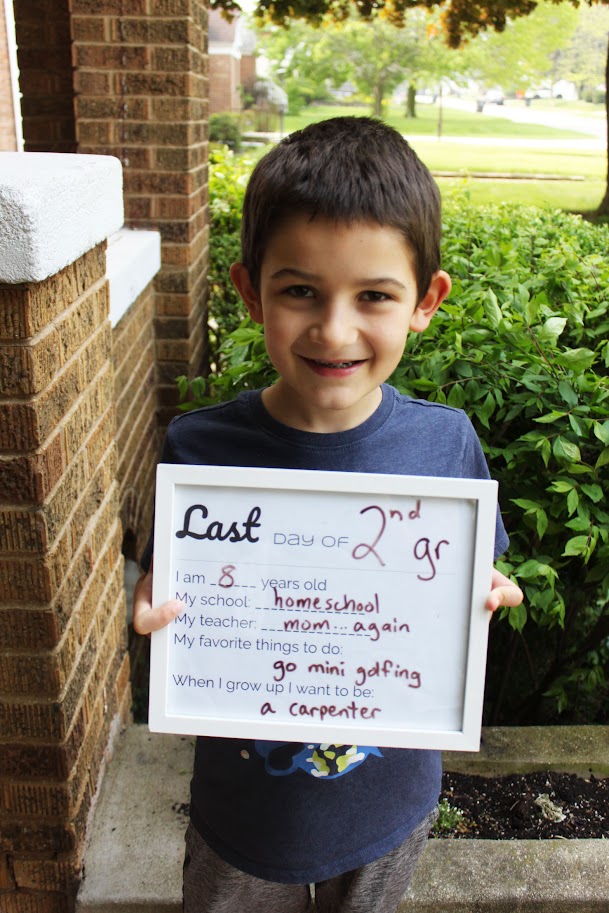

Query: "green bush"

xmin=205 ymin=147 xmax=258 ymax=365
xmin=582 ymin=87 xmax=606 ymax=105
xmin=181 ymin=166 xmax=609 ymax=723
xmin=209 ymin=112 xmax=242 ymax=151
xmin=391 ymin=198 xmax=609 ymax=724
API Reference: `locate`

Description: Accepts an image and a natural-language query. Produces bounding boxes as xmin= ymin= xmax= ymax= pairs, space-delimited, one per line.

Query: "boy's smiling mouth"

xmin=301 ymin=356 xmax=366 ymax=376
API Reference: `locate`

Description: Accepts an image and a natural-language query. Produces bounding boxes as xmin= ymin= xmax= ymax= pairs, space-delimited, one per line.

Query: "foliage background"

xmin=181 ymin=147 xmax=609 ymax=725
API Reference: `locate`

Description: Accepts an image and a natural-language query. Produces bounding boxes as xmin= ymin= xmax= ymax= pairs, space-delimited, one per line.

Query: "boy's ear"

xmin=409 ymin=270 xmax=452 ymax=333
xmin=229 ymin=262 xmax=263 ymax=324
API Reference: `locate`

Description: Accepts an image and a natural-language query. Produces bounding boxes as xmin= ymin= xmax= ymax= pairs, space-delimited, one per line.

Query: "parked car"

xmin=476 ymin=88 xmax=504 ymax=112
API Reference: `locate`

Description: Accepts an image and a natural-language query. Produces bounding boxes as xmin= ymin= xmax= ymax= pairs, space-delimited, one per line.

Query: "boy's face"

xmin=231 ymin=216 xmax=451 ymax=433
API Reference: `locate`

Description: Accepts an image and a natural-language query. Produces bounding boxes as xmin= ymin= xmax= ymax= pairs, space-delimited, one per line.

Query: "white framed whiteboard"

xmin=149 ymin=465 xmax=497 ymax=750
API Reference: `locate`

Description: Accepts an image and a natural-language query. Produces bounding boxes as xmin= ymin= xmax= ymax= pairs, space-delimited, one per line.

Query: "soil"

xmin=434 ymin=770 xmax=609 ymax=839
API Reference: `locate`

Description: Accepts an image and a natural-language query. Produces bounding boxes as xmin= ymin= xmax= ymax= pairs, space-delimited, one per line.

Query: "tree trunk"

xmin=406 ymin=84 xmax=417 ymax=118
xmin=596 ymin=33 xmax=609 ymax=216
xmin=373 ymin=82 xmax=384 ymax=117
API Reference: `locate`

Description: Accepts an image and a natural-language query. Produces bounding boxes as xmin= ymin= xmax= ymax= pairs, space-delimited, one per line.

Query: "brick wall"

xmin=111 ymin=280 xmax=157 ymax=557
xmin=0 ymin=244 xmax=130 ymax=913
xmin=209 ymin=52 xmax=241 ymax=114
xmin=2 ymin=6 xmax=213 ymax=905
xmin=240 ymin=53 xmax=256 ymax=96
xmin=71 ymin=0 xmax=210 ymax=425
xmin=13 ymin=0 xmax=77 ymax=152
xmin=0 ymin=0 xmax=17 ymax=150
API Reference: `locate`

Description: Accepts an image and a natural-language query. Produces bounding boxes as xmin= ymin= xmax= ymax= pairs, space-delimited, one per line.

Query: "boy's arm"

xmin=132 ymin=566 xmax=184 ymax=635
xmin=486 ymin=567 xmax=523 ymax=614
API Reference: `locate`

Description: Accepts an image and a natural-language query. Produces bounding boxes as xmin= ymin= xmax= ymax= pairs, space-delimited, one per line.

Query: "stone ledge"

xmin=76 ymin=724 xmax=609 ymax=913
xmin=445 ymin=725 xmax=609 ymax=779
xmin=401 ymin=839 xmax=609 ymax=913
xmin=0 ymin=152 xmax=123 ymax=283
xmin=106 ymin=228 xmax=162 ymax=328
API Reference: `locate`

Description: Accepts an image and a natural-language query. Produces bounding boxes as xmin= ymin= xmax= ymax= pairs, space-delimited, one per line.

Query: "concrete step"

xmin=401 ymin=840 xmax=608 ymax=912
xmin=76 ymin=725 xmax=609 ymax=913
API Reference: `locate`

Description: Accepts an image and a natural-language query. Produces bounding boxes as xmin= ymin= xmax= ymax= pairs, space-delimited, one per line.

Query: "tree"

xmin=325 ymin=16 xmax=424 ymax=115
xmin=458 ymin=1 xmax=579 ymax=96
xmin=258 ymin=11 xmax=441 ymax=117
xmin=214 ymin=0 xmax=609 ymax=215
xmin=255 ymin=19 xmax=345 ymax=111
xmin=553 ymin=4 xmax=609 ymax=99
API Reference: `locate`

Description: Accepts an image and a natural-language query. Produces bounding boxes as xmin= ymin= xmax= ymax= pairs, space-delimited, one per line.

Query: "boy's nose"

xmin=309 ymin=302 xmax=357 ymax=349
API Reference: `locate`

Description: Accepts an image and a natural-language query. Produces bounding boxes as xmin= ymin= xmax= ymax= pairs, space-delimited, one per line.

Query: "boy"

xmin=134 ymin=117 xmax=523 ymax=913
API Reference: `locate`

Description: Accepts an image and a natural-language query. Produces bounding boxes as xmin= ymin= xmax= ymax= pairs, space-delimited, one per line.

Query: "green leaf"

xmin=555 ymin=348 xmax=596 ymax=371
xmin=596 ymin=448 xmax=609 ymax=470
xmin=540 ymin=438 xmax=552 ymax=467
xmin=535 ymin=411 xmax=567 ymax=424
xmin=516 ymin=559 xmax=551 ymax=580
xmin=581 ymin=484 xmax=603 ymax=503
xmin=567 ymin=488 xmax=579 ymax=516
xmin=512 ymin=498 xmax=543 ymax=511
xmin=508 ymin=602 xmax=527 ymax=632
xmin=563 ymin=535 xmax=589 ymax=557
xmin=537 ymin=316 xmax=567 ymax=346
xmin=594 ymin=421 xmax=609 ymax=445
xmin=553 ymin=437 xmax=581 ymax=464
xmin=475 ymin=392 xmax=495 ymax=429
xmin=447 ymin=384 xmax=465 ymax=409
xmin=558 ymin=381 xmax=578 ymax=407
xmin=536 ymin=509 xmax=548 ymax=540
xmin=525 ymin=296 xmax=540 ymax=324
xmin=549 ymin=479 xmax=575 ymax=493
xmin=565 ymin=517 xmax=591 ymax=531
xmin=568 ymin=414 xmax=585 ymax=437
xmin=483 ymin=289 xmax=502 ymax=328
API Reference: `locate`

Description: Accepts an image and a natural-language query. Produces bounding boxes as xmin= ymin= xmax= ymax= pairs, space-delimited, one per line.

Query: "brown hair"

xmin=240 ymin=116 xmax=442 ymax=302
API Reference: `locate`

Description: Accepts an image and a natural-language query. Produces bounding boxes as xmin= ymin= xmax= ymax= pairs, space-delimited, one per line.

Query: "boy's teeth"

xmin=316 ymin=360 xmax=355 ymax=368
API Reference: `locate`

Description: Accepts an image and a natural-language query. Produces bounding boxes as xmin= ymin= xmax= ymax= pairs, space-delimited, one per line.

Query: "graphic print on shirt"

xmin=254 ymin=741 xmax=383 ymax=778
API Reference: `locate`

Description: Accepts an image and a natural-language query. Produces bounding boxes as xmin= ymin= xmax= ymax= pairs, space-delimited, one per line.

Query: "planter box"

xmin=401 ymin=725 xmax=609 ymax=913
xmin=77 ymin=725 xmax=609 ymax=913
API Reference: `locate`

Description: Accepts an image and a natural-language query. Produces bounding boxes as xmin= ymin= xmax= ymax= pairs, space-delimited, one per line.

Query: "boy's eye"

xmin=361 ymin=290 xmax=391 ymax=302
xmin=284 ymin=285 xmax=315 ymax=298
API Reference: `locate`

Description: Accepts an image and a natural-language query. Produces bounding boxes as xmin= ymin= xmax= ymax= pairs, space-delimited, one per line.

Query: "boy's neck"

xmin=261 ymin=382 xmax=384 ymax=434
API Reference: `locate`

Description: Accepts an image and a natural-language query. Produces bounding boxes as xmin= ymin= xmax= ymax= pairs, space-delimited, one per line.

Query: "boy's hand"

xmin=132 ymin=568 xmax=184 ymax=635
xmin=486 ymin=567 xmax=524 ymax=614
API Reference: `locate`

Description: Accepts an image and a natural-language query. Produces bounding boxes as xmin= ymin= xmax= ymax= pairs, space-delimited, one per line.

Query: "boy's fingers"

xmin=133 ymin=598 xmax=184 ymax=635
xmin=485 ymin=584 xmax=524 ymax=614
xmin=132 ymin=570 xmax=183 ymax=634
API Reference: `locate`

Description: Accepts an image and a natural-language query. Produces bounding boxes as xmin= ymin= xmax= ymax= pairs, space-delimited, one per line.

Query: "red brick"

xmin=72 ymin=0 xmax=146 ymax=11
xmin=75 ymin=44 xmax=150 ymax=70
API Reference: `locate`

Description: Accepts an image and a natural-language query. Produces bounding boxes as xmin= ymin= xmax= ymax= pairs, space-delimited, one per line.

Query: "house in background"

xmin=208 ymin=7 xmax=257 ymax=115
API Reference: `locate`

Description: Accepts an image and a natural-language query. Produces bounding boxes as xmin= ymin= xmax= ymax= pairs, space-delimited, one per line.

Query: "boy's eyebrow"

xmin=269 ymin=267 xmax=320 ymax=281
xmin=269 ymin=267 xmax=408 ymax=290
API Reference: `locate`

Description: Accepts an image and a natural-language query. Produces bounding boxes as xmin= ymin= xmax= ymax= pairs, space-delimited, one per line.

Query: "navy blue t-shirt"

xmin=143 ymin=384 xmax=509 ymax=883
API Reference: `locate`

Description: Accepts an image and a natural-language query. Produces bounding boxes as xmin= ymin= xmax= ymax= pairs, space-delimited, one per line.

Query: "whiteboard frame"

xmin=149 ymin=465 xmax=498 ymax=751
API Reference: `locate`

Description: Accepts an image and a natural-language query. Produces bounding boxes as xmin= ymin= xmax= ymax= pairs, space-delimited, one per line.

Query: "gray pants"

xmin=183 ymin=810 xmax=436 ymax=913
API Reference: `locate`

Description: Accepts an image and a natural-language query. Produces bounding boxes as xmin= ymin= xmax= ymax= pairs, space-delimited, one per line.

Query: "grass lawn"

xmin=282 ymin=103 xmax=592 ymax=139
xmin=438 ymin=177 xmax=605 ymax=212
xmin=409 ymin=141 xmax=604 ymax=178
xmin=406 ymin=140 xmax=605 ymax=211
xmin=501 ymin=97 xmax=606 ymax=120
